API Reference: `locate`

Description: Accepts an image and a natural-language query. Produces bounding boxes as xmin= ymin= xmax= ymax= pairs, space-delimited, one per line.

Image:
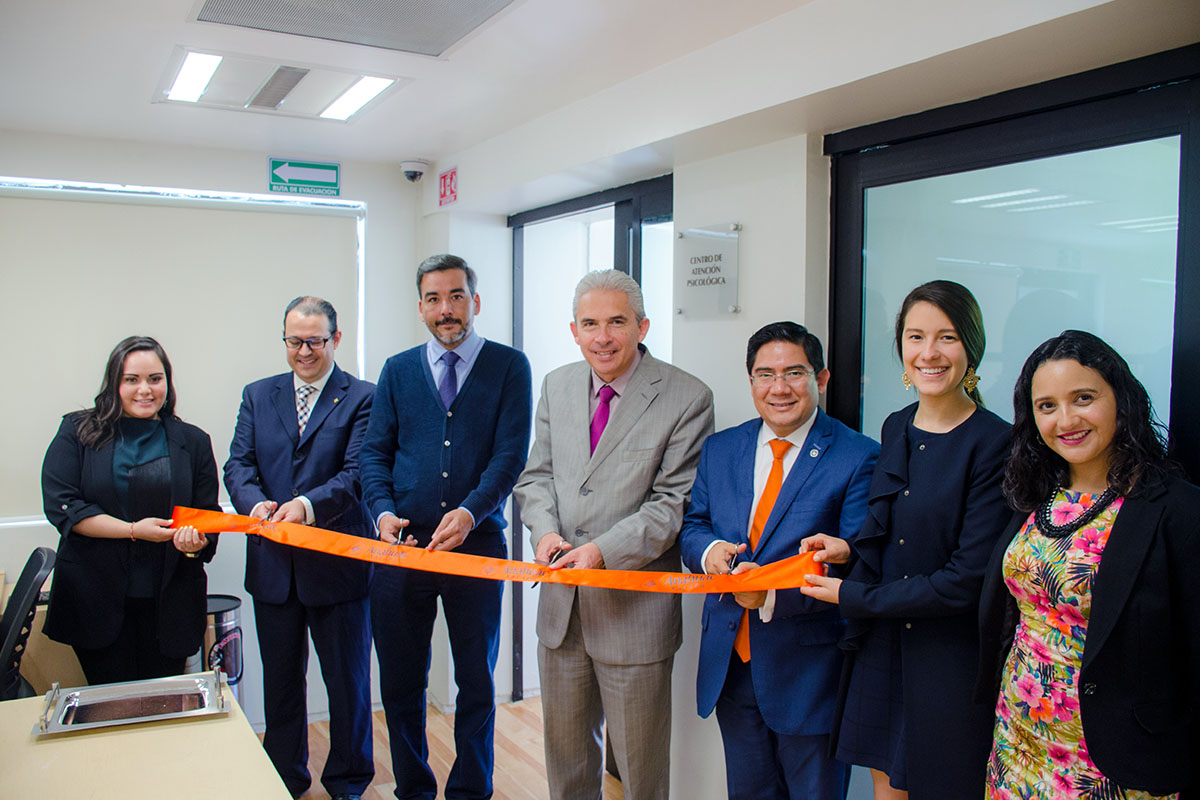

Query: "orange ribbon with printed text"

xmin=172 ymin=507 xmax=822 ymax=594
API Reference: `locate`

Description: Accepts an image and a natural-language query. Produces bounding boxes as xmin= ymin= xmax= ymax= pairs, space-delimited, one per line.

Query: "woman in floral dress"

xmin=979 ymin=330 xmax=1200 ymax=799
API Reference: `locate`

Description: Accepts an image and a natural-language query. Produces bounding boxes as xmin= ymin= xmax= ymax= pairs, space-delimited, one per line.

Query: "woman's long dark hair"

xmin=75 ymin=336 xmax=177 ymax=448
xmin=894 ymin=280 xmax=987 ymax=407
xmin=1004 ymin=330 xmax=1175 ymax=512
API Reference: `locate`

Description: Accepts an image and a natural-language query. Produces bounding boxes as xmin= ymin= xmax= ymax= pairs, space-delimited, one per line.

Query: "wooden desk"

xmin=0 ymin=684 xmax=290 ymax=799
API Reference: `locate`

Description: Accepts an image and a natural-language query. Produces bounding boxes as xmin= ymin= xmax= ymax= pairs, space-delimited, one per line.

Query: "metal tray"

xmin=33 ymin=670 xmax=228 ymax=736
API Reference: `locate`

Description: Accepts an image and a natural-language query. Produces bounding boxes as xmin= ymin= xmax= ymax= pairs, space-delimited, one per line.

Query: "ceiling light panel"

xmin=153 ymin=47 xmax=408 ymax=122
xmin=167 ymin=52 xmax=222 ymax=102
xmin=321 ymin=76 xmax=394 ymax=120
xmin=196 ymin=0 xmax=515 ymax=57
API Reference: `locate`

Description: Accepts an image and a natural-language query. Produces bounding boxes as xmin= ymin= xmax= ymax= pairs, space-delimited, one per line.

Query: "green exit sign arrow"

xmin=268 ymin=158 xmax=340 ymax=196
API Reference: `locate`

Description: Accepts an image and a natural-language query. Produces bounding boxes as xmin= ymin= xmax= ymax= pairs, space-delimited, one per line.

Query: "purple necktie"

xmin=589 ymin=384 xmax=616 ymax=454
xmin=438 ymin=350 xmax=461 ymax=408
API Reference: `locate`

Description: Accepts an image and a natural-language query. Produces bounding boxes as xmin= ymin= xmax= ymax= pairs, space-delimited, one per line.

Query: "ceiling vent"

xmin=196 ymin=0 xmax=515 ymax=57
xmin=248 ymin=66 xmax=310 ymax=110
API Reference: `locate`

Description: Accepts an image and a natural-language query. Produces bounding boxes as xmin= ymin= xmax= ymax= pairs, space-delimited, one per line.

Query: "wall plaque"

xmin=675 ymin=223 xmax=740 ymax=318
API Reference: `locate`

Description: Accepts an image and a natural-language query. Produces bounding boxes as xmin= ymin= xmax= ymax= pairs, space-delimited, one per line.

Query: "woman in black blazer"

xmin=802 ymin=281 xmax=1011 ymax=800
xmin=979 ymin=330 xmax=1197 ymax=798
xmin=41 ymin=336 xmax=220 ymax=684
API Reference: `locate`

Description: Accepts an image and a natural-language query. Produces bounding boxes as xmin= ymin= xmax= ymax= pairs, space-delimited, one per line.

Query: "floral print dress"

xmin=986 ymin=490 xmax=1177 ymax=800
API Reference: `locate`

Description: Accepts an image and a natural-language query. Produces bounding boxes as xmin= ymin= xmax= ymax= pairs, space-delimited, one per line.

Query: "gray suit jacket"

xmin=514 ymin=350 xmax=714 ymax=665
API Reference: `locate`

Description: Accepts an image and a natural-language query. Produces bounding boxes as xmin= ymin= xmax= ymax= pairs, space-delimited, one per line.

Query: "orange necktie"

xmin=734 ymin=438 xmax=793 ymax=662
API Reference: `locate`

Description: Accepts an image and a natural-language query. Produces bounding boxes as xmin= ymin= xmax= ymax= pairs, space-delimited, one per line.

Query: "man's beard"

xmin=434 ymin=317 xmax=469 ymax=346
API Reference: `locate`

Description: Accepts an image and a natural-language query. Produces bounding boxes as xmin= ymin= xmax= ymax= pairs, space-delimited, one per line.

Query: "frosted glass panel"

xmin=861 ymin=137 xmax=1180 ymax=439
xmin=641 ymin=220 xmax=674 ymax=360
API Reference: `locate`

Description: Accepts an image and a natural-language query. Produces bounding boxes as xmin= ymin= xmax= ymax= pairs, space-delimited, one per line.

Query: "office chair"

xmin=0 ymin=547 xmax=55 ymax=700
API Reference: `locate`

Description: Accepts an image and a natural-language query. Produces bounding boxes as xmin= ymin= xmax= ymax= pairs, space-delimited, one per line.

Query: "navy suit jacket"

xmin=224 ymin=364 xmax=375 ymax=606
xmin=680 ymin=409 xmax=878 ymax=736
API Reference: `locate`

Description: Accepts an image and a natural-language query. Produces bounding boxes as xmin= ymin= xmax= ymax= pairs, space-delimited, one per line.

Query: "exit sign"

xmin=269 ymin=158 xmax=340 ymax=196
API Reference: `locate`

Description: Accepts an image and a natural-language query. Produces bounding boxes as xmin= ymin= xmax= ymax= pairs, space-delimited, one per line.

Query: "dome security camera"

xmin=400 ymin=159 xmax=430 ymax=183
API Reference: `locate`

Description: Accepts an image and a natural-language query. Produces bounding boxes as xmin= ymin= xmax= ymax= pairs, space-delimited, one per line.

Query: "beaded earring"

xmin=963 ymin=366 xmax=979 ymax=393
xmin=901 ymin=372 xmax=912 ymax=390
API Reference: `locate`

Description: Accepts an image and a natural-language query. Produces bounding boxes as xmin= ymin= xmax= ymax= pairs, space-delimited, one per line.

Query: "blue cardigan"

xmin=360 ymin=340 xmax=532 ymax=548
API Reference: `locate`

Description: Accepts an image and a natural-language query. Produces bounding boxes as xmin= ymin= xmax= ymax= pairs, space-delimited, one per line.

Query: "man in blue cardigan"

xmin=360 ymin=254 xmax=532 ymax=800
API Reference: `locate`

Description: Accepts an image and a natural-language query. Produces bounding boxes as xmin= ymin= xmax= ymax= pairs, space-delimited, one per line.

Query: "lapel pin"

xmin=333 ymin=397 xmax=339 ymax=403
xmin=809 ymin=448 xmax=819 ymax=458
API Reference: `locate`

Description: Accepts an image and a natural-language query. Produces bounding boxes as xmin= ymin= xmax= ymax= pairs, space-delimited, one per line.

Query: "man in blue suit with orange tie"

xmin=224 ymin=296 xmax=375 ymax=800
xmin=680 ymin=321 xmax=879 ymax=800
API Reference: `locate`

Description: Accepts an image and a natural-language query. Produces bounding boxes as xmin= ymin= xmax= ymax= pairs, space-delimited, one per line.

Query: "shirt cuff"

xmin=758 ymin=589 xmax=776 ymax=622
xmin=376 ymin=511 xmax=397 ymax=530
xmin=297 ymin=496 xmax=315 ymax=525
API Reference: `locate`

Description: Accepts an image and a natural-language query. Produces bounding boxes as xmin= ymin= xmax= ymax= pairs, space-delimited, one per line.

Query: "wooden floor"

xmin=281 ymin=697 xmax=622 ymax=800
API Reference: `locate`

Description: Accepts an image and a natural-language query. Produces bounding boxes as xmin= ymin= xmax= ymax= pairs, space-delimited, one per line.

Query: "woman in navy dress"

xmin=802 ymin=281 xmax=1011 ymax=799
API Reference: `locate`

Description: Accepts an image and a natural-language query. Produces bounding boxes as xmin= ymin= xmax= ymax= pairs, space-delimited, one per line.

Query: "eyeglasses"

xmin=751 ymin=368 xmax=814 ymax=387
xmin=283 ymin=336 xmax=333 ymax=351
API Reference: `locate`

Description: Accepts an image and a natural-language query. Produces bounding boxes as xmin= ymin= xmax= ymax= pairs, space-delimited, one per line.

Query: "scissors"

xmin=719 ymin=548 xmax=739 ymax=601
xmin=531 ymin=545 xmax=569 ymax=588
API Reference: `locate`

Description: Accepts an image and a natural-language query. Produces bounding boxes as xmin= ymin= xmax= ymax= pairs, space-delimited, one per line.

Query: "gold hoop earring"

xmin=963 ymin=366 xmax=979 ymax=393
xmin=901 ymin=372 xmax=912 ymax=390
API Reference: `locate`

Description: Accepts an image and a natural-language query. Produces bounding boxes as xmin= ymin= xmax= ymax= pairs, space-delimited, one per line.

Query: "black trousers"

xmin=73 ymin=596 xmax=185 ymax=685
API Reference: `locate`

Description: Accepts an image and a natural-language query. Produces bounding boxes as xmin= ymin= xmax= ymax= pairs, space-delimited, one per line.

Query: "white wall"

xmin=0 ymin=127 xmax=420 ymax=729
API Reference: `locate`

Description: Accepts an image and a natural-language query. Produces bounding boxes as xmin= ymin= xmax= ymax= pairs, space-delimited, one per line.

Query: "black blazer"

xmin=979 ymin=476 xmax=1200 ymax=795
xmin=41 ymin=413 xmax=221 ymax=657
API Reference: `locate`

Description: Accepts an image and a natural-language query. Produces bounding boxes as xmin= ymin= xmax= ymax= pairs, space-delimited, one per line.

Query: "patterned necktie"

xmin=296 ymin=385 xmax=316 ymax=436
xmin=589 ymin=384 xmax=617 ymax=454
xmin=439 ymin=350 xmax=461 ymax=408
xmin=734 ymin=438 xmax=794 ymax=662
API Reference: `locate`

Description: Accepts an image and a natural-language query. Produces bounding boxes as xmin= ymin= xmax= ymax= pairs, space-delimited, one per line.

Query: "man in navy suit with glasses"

xmin=224 ymin=295 xmax=376 ymax=800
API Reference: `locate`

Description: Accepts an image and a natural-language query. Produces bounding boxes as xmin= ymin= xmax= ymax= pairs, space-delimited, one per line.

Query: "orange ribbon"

xmin=172 ymin=507 xmax=823 ymax=595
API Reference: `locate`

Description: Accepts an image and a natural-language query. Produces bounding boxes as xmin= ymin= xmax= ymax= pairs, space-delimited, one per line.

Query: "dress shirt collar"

xmin=427 ymin=329 xmax=484 ymax=369
xmin=756 ymin=407 xmax=818 ymax=452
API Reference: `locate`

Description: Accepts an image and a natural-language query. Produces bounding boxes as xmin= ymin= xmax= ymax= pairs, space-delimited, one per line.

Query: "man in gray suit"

xmin=514 ymin=269 xmax=714 ymax=800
